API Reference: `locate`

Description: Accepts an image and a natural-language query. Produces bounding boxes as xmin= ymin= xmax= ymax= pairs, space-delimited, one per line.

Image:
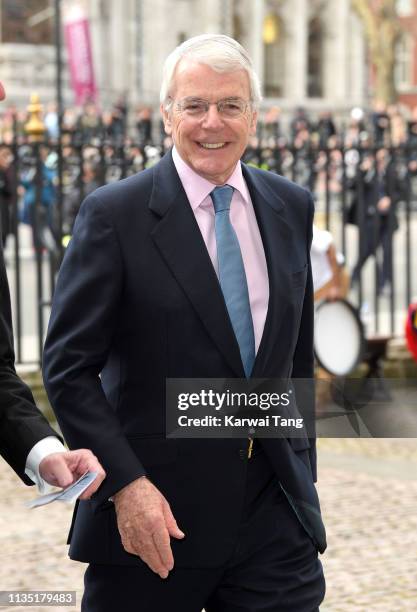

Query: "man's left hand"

xmin=39 ymin=449 xmax=106 ymax=499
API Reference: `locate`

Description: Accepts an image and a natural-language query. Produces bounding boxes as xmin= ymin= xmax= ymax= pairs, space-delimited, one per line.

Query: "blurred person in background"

xmin=111 ymin=94 xmax=129 ymax=143
xmin=0 ymin=145 xmax=13 ymax=248
xmin=348 ymin=148 xmax=400 ymax=294
xmin=371 ymin=100 xmax=390 ymax=147
xmin=311 ymin=225 xmax=349 ymax=302
xmin=262 ymin=105 xmax=282 ymax=144
xmin=345 ymin=107 xmax=367 ymax=147
xmin=388 ymin=104 xmax=407 ymax=147
xmin=135 ymin=106 xmax=153 ymax=145
xmin=75 ymin=101 xmax=103 ymax=145
xmin=19 ymin=145 xmax=59 ymax=258
xmin=101 ymin=109 xmax=117 ymax=142
xmin=316 ymin=111 xmax=337 ymax=149
xmin=62 ymin=107 xmax=78 ymax=141
xmin=290 ymin=106 xmax=311 ymax=140
xmin=407 ymin=105 xmax=417 ymax=146
xmin=44 ymin=102 xmax=59 ymax=142
xmin=63 ymin=161 xmax=100 ymax=238
xmin=311 ymin=224 xmax=349 ymax=405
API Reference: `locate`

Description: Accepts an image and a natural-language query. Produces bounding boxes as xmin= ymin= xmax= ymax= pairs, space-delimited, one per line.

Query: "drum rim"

xmin=314 ymin=298 xmax=366 ymax=376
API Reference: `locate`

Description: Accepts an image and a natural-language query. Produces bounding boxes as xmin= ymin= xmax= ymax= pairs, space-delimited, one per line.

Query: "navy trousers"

xmin=82 ymin=448 xmax=325 ymax=612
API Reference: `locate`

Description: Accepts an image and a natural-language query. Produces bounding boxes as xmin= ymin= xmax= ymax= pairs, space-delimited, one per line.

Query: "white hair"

xmin=160 ymin=34 xmax=262 ymax=110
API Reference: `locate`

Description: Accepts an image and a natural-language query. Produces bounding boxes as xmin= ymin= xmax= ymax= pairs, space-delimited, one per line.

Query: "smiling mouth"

xmin=198 ymin=142 xmax=227 ymax=149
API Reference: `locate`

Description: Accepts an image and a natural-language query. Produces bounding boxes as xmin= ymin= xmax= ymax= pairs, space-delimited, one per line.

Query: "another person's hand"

xmin=114 ymin=476 xmax=185 ymax=579
xmin=0 ymin=81 xmax=5 ymax=101
xmin=39 ymin=449 xmax=106 ymax=499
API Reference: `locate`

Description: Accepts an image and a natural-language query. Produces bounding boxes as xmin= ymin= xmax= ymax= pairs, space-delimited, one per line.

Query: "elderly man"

xmin=43 ymin=35 xmax=326 ymax=611
xmin=0 ymin=81 xmax=105 ymax=497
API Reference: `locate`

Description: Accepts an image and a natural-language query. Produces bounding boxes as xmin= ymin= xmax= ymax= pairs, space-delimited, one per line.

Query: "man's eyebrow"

xmin=181 ymin=96 xmax=206 ymax=102
xmin=221 ymin=97 xmax=246 ymax=102
xmin=180 ymin=96 xmax=244 ymax=102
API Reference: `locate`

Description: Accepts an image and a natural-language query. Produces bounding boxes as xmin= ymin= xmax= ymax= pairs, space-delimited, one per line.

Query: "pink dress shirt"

xmin=172 ymin=147 xmax=269 ymax=353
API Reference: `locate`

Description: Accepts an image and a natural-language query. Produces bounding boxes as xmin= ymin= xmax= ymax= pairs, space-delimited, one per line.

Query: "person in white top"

xmin=311 ymin=225 xmax=349 ymax=302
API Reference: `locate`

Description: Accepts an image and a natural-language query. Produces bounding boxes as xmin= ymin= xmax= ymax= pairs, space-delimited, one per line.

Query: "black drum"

xmin=314 ymin=299 xmax=365 ymax=376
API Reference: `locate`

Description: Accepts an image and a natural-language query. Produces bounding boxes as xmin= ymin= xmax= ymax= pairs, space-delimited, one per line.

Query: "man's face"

xmin=161 ymin=60 xmax=257 ymax=185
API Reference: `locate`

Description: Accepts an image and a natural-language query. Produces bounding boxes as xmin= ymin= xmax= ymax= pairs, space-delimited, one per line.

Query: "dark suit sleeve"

xmin=43 ymin=193 xmax=146 ymax=510
xmin=291 ymin=193 xmax=317 ymax=481
xmin=0 ymin=248 xmax=59 ymax=484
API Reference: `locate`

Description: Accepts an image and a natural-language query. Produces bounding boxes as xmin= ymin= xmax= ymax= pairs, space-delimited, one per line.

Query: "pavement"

xmin=0 ymin=437 xmax=416 ymax=612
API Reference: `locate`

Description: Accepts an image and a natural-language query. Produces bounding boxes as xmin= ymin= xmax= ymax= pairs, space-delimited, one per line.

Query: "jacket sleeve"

xmin=42 ymin=192 xmax=146 ymax=510
xmin=0 ymin=248 xmax=59 ymax=484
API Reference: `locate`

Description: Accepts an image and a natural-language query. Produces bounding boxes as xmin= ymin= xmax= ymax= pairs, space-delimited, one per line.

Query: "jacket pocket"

xmin=292 ymin=263 xmax=308 ymax=289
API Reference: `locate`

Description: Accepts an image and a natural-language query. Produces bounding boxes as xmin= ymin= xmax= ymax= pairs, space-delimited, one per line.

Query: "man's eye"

xmin=185 ymin=102 xmax=205 ymax=113
xmin=222 ymin=101 xmax=244 ymax=114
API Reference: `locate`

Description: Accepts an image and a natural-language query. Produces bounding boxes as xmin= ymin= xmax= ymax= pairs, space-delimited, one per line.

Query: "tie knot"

xmin=210 ymin=185 xmax=234 ymax=214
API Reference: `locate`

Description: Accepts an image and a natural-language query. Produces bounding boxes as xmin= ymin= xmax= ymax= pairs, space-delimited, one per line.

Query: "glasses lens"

xmin=219 ymin=99 xmax=246 ymax=117
xmin=181 ymin=99 xmax=207 ymax=116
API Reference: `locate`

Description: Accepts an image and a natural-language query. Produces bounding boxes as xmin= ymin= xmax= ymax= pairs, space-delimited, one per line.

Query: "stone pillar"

xmin=141 ymin=0 xmax=170 ymax=105
xmin=108 ymin=0 xmax=131 ymax=96
xmin=220 ymin=0 xmax=234 ymax=35
xmin=197 ymin=0 xmax=223 ymax=32
xmin=324 ymin=0 xmax=349 ymax=101
xmin=88 ymin=0 xmax=111 ymax=102
xmin=247 ymin=0 xmax=265 ymax=94
xmin=348 ymin=9 xmax=366 ymax=106
xmin=285 ymin=0 xmax=307 ymax=101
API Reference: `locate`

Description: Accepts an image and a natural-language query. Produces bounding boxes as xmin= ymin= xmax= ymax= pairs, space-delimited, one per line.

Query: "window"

xmin=395 ymin=34 xmax=413 ymax=89
xmin=307 ymin=17 xmax=323 ymax=98
xmin=1 ymin=0 xmax=53 ymax=45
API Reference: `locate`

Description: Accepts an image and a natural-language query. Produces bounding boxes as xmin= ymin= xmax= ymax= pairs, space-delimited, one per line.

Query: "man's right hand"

xmin=113 ymin=476 xmax=185 ymax=579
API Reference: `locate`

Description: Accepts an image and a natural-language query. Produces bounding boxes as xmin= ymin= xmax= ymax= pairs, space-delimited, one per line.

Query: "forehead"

xmin=172 ymin=59 xmax=251 ymax=100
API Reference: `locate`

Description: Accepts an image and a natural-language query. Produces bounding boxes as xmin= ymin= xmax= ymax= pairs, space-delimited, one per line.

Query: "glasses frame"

xmin=171 ymin=96 xmax=252 ymax=119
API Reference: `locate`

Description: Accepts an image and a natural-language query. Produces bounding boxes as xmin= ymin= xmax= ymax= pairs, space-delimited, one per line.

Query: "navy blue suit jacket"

xmin=43 ymin=150 xmax=326 ymax=567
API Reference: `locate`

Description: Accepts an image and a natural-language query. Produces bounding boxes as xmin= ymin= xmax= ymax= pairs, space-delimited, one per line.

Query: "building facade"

xmin=395 ymin=0 xmax=417 ymax=108
xmin=0 ymin=0 xmax=408 ymax=119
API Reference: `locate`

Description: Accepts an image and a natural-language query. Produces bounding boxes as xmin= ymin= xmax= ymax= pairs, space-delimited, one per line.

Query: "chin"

xmin=200 ymin=167 xmax=230 ymax=184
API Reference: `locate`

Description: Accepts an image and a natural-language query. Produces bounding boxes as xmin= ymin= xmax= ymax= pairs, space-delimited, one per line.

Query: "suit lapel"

xmin=149 ymin=152 xmax=245 ymax=377
xmin=241 ymin=164 xmax=293 ymax=377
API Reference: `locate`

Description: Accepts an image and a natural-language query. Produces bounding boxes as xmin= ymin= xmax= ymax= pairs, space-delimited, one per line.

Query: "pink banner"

xmin=64 ymin=16 xmax=97 ymax=105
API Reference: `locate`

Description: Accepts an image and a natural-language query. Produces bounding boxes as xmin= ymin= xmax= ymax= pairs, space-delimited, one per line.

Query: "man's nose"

xmin=201 ymin=104 xmax=224 ymax=129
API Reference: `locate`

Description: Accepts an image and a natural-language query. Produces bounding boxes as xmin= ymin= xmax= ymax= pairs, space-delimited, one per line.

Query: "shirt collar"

xmin=172 ymin=146 xmax=249 ymax=211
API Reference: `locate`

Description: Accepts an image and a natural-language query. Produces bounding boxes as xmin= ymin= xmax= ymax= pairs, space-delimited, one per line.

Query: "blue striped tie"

xmin=210 ymin=185 xmax=255 ymax=377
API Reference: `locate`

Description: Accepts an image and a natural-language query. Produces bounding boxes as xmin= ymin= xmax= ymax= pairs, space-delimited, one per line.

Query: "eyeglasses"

xmin=173 ymin=97 xmax=251 ymax=119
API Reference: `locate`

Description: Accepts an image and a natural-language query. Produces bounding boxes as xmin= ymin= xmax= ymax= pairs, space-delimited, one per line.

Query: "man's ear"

xmin=160 ymin=104 xmax=172 ymax=136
